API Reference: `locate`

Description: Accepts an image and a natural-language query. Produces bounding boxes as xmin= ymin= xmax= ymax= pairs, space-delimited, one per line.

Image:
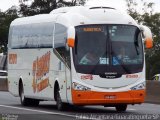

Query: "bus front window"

xmin=109 ymin=25 xmax=143 ymax=66
xmin=74 ymin=25 xmax=109 ymax=66
xmin=73 ymin=25 xmax=143 ymax=75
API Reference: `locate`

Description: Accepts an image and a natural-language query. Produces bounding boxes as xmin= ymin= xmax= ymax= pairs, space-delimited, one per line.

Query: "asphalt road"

xmin=0 ymin=91 xmax=160 ymax=120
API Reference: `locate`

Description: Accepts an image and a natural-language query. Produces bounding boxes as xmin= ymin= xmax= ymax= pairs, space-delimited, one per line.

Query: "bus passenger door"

xmin=65 ymin=57 xmax=72 ymax=104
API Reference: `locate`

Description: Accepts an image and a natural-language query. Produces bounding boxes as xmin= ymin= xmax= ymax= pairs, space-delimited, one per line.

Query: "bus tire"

xmin=115 ymin=104 xmax=127 ymax=112
xmin=19 ymin=83 xmax=30 ymax=106
xmin=56 ymin=87 xmax=66 ymax=111
xmin=19 ymin=82 xmax=39 ymax=106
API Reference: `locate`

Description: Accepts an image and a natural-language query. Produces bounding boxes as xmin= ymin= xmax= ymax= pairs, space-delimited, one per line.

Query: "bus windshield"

xmin=73 ymin=25 xmax=143 ymax=75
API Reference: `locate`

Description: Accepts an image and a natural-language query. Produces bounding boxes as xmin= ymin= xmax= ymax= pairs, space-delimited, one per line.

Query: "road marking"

xmin=128 ymin=109 xmax=136 ymax=111
xmin=0 ymin=104 xmax=75 ymax=118
xmin=106 ymin=107 xmax=136 ymax=111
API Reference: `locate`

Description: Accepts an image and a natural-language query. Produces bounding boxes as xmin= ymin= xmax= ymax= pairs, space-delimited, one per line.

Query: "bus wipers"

xmin=114 ymin=56 xmax=131 ymax=73
xmin=110 ymin=42 xmax=131 ymax=74
xmin=89 ymin=51 xmax=108 ymax=74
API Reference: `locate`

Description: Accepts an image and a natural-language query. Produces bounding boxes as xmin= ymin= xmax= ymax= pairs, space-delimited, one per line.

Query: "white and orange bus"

xmin=8 ymin=6 xmax=153 ymax=111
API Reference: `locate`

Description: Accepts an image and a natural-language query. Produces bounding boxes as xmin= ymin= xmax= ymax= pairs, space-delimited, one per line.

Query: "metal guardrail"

xmin=145 ymin=80 xmax=160 ymax=104
xmin=0 ymin=79 xmax=159 ymax=104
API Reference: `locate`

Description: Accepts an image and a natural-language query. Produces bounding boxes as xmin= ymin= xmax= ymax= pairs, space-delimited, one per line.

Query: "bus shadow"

xmin=35 ymin=103 xmax=134 ymax=114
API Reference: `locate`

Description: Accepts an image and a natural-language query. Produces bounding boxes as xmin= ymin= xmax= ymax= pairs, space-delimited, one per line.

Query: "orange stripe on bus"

xmin=71 ymin=89 xmax=145 ymax=105
xmin=37 ymin=78 xmax=49 ymax=92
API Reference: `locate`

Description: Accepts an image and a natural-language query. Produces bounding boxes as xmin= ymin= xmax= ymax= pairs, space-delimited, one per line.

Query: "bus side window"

xmin=58 ymin=61 xmax=64 ymax=71
xmin=56 ymin=47 xmax=71 ymax=69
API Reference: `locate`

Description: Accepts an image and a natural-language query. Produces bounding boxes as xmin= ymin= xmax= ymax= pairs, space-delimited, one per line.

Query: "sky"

xmin=86 ymin=0 xmax=160 ymax=13
xmin=0 ymin=0 xmax=160 ymax=13
xmin=0 ymin=0 xmax=19 ymax=11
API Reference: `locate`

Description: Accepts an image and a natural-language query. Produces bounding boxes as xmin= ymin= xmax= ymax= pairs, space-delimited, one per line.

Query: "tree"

xmin=19 ymin=0 xmax=86 ymax=16
xmin=126 ymin=0 xmax=160 ymax=79
xmin=0 ymin=6 xmax=18 ymax=54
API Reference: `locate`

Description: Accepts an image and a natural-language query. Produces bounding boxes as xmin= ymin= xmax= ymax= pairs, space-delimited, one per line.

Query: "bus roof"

xmin=11 ymin=6 xmax=138 ymax=27
xmin=11 ymin=14 xmax=58 ymax=26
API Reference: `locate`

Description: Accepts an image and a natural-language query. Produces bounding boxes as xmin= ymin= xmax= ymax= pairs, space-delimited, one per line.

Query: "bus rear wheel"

xmin=19 ymin=83 xmax=39 ymax=106
xmin=115 ymin=104 xmax=127 ymax=112
xmin=19 ymin=83 xmax=29 ymax=106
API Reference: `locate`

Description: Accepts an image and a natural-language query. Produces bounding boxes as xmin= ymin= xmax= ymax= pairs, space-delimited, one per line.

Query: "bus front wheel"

xmin=56 ymin=88 xmax=66 ymax=111
xmin=115 ymin=104 xmax=127 ymax=112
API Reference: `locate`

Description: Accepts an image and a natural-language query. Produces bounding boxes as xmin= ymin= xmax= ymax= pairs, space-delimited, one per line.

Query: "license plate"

xmin=105 ymin=95 xmax=116 ymax=99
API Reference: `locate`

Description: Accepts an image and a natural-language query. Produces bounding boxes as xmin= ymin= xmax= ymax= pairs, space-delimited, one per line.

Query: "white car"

xmin=0 ymin=70 xmax=7 ymax=79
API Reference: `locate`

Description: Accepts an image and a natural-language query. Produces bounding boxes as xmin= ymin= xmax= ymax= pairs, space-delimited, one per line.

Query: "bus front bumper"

xmin=71 ymin=89 xmax=145 ymax=105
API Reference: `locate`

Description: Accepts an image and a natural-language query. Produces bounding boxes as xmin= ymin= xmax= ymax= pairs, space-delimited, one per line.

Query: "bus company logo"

xmin=126 ymin=74 xmax=138 ymax=78
xmin=104 ymin=72 xmax=118 ymax=79
xmin=32 ymin=51 xmax=51 ymax=93
xmin=9 ymin=54 xmax=17 ymax=64
xmin=105 ymin=72 xmax=117 ymax=75
xmin=81 ymin=74 xmax=93 ymax=80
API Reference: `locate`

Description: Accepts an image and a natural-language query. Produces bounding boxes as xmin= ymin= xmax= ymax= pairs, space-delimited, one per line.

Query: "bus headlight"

xmin=130 ymin=82 xmax=145 ymax=90
xmin=72 ymin=82 xmax=91 ymax=91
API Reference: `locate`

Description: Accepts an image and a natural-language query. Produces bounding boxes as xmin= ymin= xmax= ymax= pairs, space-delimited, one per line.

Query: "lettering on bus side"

xmin=32 ymin=51 xmax=51 ymax=93
xmin=9 ymin=54 xmax=17 ymax=64
xmin=126 ymin=74 xmax=139 ymax=78
xmin=81 ymin=74 xmax=93 ymax=80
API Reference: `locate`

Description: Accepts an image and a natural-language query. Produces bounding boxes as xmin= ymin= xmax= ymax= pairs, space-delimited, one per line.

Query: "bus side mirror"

xmin=67 ymin=27 xmax=75 ymax=48
xmin=67 ymin=38 xmax=75 ymax=48
xmin=139 ymin=25 xmax=153 ymax=49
